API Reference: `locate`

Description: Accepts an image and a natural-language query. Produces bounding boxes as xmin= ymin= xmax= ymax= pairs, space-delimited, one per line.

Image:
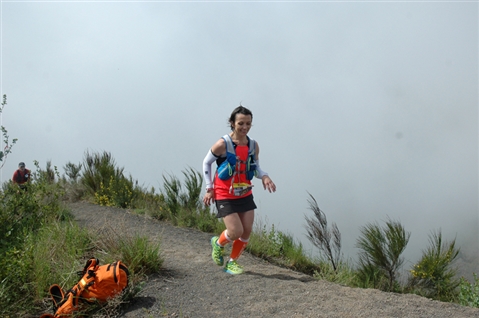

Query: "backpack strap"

xmin=119 ymin=262 xmax=129 ymax=285
xmin=110 ymin=261 xmax=129 ymax=285
xmin=15 ymin=170 xmax=23 ymax=183
xmin=81 ymin=258 xmax=99 ymax=274
xmin=53 ymin=285 xmax=82 ymax=316
xmin=247 ymin=136 xmax=256 ymax=158
xmin=222 ymin=134 xmax=236 ymax=157
xmin=49 ymin=284 xmax=64 ymax=308
xmin=77 ymin=258 xmax=99 ymax=290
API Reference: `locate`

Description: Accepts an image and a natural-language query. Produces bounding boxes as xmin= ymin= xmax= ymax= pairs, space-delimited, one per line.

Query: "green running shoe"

xmin=223 ymin=260 xmax=244 ymax=275
xmin=211 ymin=236 xmax=224 ymax=266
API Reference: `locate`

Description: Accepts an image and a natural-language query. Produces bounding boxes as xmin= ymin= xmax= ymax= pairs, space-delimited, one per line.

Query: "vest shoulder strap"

xmin=248 ymin=137 xmax=255 ymax=157
xmin=222 ymin=134 xmax=236 ymax=156
xmin=222 ymin=134 xmax=255 ymax=157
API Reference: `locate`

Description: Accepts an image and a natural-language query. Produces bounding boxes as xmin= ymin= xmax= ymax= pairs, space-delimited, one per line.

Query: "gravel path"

xmin=68 ymin=201 xmax=479 ymax=318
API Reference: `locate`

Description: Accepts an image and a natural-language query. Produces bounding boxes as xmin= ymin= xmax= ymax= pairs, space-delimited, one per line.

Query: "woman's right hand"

xmin=203 ymin=190 xmax=215 ymax=206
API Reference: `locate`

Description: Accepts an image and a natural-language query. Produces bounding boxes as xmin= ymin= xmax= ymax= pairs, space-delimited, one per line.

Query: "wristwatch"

xmin=206 ymin=188 xmax=214 ymax=193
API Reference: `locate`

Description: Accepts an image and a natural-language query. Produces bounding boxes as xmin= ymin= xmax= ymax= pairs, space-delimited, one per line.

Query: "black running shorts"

xmin=215 ymin=194 xmax=257 ymax=218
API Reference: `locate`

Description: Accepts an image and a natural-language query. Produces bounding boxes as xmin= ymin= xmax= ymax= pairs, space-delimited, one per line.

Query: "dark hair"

xmin=228 ymin=106 xmax=253 ymax=130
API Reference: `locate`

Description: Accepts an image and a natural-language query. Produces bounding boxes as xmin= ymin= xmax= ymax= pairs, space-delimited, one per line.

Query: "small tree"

xmin=161 ymin=168 xmax=204 ymax=224
xmin=36 ymin=160 xmax=56 ymax=184
xmin=181 ymin=166 xmax=203 ymax=210
xmin=64 ymin=162 xmax=83 ymax=182
xmin=408 ymin=229 xmax=460 ymax=301
xmin=0 ymin=95 xmax=17 ymax=169
xmin=304 ymin=193 xmax=342 ymax=271
xmin=81 ymin=150 xmax=119 ymax=194
xmin=162 ymin=173 xmax=182 ymax=218
xmin=356 ymin=218 xmax=410 ymax=291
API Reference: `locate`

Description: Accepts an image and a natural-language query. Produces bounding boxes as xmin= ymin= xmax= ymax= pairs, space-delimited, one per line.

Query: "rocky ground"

xmin=68 ymin=201 xmax=479 ymax=318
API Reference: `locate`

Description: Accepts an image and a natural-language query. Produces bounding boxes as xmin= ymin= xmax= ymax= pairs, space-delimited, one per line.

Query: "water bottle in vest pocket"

xmin=246 ymin=156 xmax=256 ymax=180
xmin=217 ymin=152 xmax=237 ymax=180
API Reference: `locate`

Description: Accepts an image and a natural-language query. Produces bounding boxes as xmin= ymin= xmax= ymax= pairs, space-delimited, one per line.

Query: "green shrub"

xmin=354 ymin=260 xmax=389 ymax=290
xmin=93 ymin=175 xmax=136 ymax=208
xmin=28 ymin=221 xmax=92 ymax=300
xmin=89 ymin=225 xmax=163 ymax=277
xmin=407 ymin=230 xmax=460 ymax=301
xmin=356 ymin=218 xmax=410 ymax=292
xmin=82 ymin=150 xmax=118 ymax=194
xmin=131 ymin=186 xmax=166 ymax=218
xmin=248 ymin=220 xmax=319 ymax=275
xmin=160 ymin=168 xmax=223 ymax=233
xmin=313 ymin=258 xmax=356 ymax=286
xmin=181 ymin=167 xmax=203 ymax=211
xmin=196 ymin=206 xmax=225 ymax=234
xmin=119 ymin=234 xmax=163 ymax=277
xmin=279 ymin=235 xmax=318 ymax=274
xmin=459 ymin=274 xmax=479 ymax=307
xmin=0 ymin=246 xmax=34 ymax=316
xmin=0 ymin=163 xmax=68 ymax=255
xmin=162 ymin=173 xmax=183 ymax=219
xmin=162 ymin=167 xmax=202 ymax=217
xmin=0 ymin=162 xmax=74 ymax=316
xmin=81 ymin=151 xmax=136 ymax=208
xmin=248 ymin=222 xmax=284 ymax=258
xmin=0 ymin=182 xmax=42 ymax=251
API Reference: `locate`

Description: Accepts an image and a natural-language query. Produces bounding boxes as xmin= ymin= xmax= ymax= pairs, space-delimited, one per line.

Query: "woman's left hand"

xmin=262 ymin=176 xmax=276 ymax=193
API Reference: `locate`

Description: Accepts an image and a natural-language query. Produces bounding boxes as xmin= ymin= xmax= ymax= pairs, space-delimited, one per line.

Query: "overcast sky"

xmin=1 ymin=1 xmax=477 ymax=273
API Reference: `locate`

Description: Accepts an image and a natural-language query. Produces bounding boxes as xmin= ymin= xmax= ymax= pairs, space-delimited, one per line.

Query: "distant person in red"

xmin=12 ymin=162 xmax=30 ymax=189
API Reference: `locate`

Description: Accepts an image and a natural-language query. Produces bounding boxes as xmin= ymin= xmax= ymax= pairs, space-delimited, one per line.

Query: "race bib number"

xmin=231 ymin=183 xmax=253 ymax=196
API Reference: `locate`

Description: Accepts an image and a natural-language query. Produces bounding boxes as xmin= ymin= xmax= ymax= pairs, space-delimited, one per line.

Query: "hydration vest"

xmin=216 ymin=134 xmax=257 ymax=181
xmin=15 ymin=169 xmax=30 ymax=184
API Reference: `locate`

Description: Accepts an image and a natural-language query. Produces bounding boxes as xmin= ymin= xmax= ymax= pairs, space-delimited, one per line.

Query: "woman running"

xmin=202 ymin=106 xmax=276 ymax=274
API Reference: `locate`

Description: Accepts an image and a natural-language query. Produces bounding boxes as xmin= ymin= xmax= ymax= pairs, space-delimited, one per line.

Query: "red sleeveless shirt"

xmin=214 ymin=144 xmax=252 ymax=200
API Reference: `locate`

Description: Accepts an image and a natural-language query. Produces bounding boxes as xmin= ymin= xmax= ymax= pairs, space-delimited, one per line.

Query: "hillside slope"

xmin=68 ymin=202 xmax=479 ymax=318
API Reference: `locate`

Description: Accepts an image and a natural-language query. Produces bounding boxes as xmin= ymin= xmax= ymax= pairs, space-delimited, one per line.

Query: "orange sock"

xmin=217 ymin=230 xmax=232 ymax=247
xmin=230 ymin=237 xmax=249 ymax=260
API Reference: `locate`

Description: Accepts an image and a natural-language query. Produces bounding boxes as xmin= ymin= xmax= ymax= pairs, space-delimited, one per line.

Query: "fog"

xmin=1 ymin=1 xmax=477 ymax=276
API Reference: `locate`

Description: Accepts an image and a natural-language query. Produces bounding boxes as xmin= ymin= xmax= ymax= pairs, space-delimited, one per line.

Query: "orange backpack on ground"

xmin=41 ymin=258 xmax=129 ymax=317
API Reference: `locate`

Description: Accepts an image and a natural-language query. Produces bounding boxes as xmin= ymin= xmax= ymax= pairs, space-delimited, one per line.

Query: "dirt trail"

xmin=68 ymin=201 xmax=479 ymax=318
